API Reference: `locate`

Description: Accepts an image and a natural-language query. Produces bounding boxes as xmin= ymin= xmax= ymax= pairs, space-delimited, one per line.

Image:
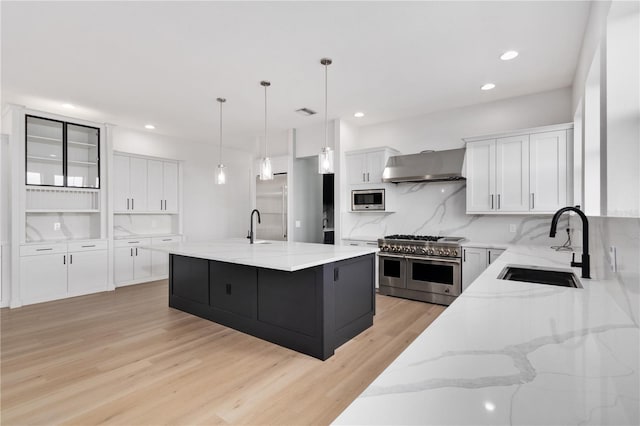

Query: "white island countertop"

xmin=153 ymin=239 xmax=378 ymax=271
xmin=334 ymin=245 xmax=639 ymax=425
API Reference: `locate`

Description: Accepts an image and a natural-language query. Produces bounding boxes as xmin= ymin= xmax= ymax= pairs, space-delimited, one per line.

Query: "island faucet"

xmin=248 ymin=209 xmax=261 ymax=244
xmin=549 ymin=206 xmax=590 ymax=279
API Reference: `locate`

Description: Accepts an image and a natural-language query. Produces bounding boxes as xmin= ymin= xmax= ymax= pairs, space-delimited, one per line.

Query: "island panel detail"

xmin=169 ymin=253 xmax=375 ymax=360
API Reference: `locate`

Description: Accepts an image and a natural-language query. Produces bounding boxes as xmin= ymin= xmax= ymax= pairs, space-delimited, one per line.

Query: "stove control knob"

xmin=417 ymin=247 xmax=427 ymax=255
xmin=381 ymin=245 xmax=389 ymax=252
xmin=406 ymin=247 xmax=414 ymax=254
xmin=452 ymin=249 xmax=458 ymax=257
xmin=427 ymin=248 xmax=434 ymax=255
xmin=438 ymin=249 xmax=445 ymax=256
xmin=443 ymin=249 xmax=451 ymax=256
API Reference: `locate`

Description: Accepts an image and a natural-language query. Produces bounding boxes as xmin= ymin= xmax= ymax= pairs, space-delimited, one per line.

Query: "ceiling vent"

xmin=295 ymin=108 xmax=317 ymax=116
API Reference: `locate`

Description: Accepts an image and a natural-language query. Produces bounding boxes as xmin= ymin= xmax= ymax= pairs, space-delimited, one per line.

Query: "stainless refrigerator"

xmin=256 ymin=173 xmax=288 ymax=241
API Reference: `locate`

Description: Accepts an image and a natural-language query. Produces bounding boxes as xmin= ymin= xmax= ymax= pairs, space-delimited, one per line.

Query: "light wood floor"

xmin=1 ymin=280 xmax=445 ymax=425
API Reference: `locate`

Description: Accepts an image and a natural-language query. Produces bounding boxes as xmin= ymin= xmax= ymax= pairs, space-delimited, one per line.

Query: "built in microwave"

xmin=351 ymin=189 xmax=385 ymax=211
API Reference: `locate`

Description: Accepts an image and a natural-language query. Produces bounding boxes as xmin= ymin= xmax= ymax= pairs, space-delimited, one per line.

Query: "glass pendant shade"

xmin=318 ymin=146 xmax=334 ymax=174
xmin=216 ymin=164 xmax=226 ymax=185
xmin=260 ymin=157 xmax=273 ymax=181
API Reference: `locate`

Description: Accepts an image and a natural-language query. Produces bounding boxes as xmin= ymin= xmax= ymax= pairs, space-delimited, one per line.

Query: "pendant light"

xmin=259 ymin=80 xmax=273 ymax=181
xmin=318 ymin=58 xmax=334 ymax=174
xmin=215 ymin=97 xmax=227 ymax=185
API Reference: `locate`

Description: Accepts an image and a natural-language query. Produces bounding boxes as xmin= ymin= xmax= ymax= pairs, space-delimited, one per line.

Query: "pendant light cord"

xmin=264 ymin=84 xmax=268 ymax=158
xmin=324 ymin=62 xmax=328 ymax=150
xmin=219 ymin=100 xmax=223 ymax=162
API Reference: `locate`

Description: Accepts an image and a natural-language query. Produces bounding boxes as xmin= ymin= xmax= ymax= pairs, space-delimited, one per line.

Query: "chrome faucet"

xmin=549 ymin=206 xmax=590 ymax=279
xmin=248 ymin=209 xmax=261 ymax=244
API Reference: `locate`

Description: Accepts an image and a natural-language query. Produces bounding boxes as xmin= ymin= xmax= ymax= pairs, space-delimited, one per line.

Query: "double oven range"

xmin=378 ymin=234 xmax=465 ymax=306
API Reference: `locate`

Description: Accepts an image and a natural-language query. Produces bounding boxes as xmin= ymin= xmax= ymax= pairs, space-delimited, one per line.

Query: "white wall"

xmin=572 ymin=1 xmax=612 ymax=112
xmin=112 ymin=127 xmax=253 ymax=241
xmin=354 ymin=87 xmax=572 ymax=154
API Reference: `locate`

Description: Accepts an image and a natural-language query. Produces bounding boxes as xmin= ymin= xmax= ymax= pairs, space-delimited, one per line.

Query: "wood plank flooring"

xmin=1 ymin=280 xmax=445 ymax=425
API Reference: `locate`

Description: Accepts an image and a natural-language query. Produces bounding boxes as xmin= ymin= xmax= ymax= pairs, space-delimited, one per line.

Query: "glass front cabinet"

xmin=26 ymin=115 xmax=100 ymax=188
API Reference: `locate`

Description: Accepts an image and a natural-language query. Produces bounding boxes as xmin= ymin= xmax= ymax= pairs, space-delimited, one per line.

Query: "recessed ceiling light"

xmin=481 ymin=83 xmax=496 ymax=91
xmin=354 ymin=112 xmax=365 ymax=118
xmin=484 ymin=402 xmax=496 ymax=412
xmin=61 ymin=103 xmax=75 ymax=109
xmin=145 ymin=124 xmax=156 ymax=130
xmin=500 ymin=50 xmax=519 ymax=61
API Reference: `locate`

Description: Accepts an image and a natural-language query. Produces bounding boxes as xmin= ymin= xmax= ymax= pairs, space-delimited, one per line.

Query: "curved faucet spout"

xmin=248 ymin=209 xmax=261 ymax=244
xmin=549 ymin=206 xmax=590 ymax=279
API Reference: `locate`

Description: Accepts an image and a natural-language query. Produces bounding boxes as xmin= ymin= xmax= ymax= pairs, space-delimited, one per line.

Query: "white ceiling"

xmin=1 ymin=1 xmax=591 ymax=151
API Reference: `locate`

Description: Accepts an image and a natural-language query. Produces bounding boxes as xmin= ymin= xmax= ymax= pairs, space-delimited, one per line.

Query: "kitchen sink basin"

xmin=498 ymin=265 xmax=582 ymax=288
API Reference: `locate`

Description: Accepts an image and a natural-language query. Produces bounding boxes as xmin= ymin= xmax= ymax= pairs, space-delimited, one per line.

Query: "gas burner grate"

xmin=384 ymin=234 xmax=441 ymax=241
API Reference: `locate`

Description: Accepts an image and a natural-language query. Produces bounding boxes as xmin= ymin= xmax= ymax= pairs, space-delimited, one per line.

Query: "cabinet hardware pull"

xmin=128 ymin=241 xmax=140 ymax=244
xmin=531 ymin=193 xmax=535 ymax=209
xmin=498 ymin=194 xmax=501 ymax=210
xmin=81 ymin=245 xmax=95 ymax=248
xmin=127 ymin=198 xmax=130 ymax=210
xmin=226 ymin=283 xmax=232 ymax=295
xmin=334 ymin=268 xmax=339 ymax=281
xmin=130 ymin=248 xmax=133 ymax=256
xmin=36 ymin=248 xmax=53 ymax=251
xmin=362 ymin=172 xmax=365 ymax=182
xmin=162 ymin=239 xmax=172 ymax=241
xmin=463 ymin=249 xmax=466 ymax=262
xmin=136 ymin=247 xmax=138 ymax=256
xmin=491 ymin=194 xmax=494 ymax=209
xmin=367 ymin=172 xmax=370 ymax=182
xmin=63 ymin=255 xmax=66 ymax=264
xmin=161 ymin=200 xmax=163 ymax=210
xmin=70 ymin=254 xmax=73 ymax=264
xmin=132 ymin=198 xmax=134 ymax=210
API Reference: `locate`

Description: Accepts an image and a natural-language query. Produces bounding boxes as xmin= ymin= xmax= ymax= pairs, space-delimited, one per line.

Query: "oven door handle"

xmin=377 ymin=253 xmax=406 ymax=259
xmin=404 ymin=255 xmax=461 ymax=264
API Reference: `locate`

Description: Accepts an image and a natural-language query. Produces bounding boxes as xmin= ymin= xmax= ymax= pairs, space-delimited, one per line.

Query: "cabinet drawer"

xmin=68 ymin=240 xmax=108 ymax=252
xmin=20 ymin=243 xmax=67 ymax=257
xmin=151 ymin=236 xmax=181 ymax=245
xmin=114 ymin=238 xmax=151 ymax=248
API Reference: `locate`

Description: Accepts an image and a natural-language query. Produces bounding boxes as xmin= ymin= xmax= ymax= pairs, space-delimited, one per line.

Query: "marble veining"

xmin=342 ymin=182 xmax=572 ymax=246
xmin=334 ymin=242 xmax=639 ymax=425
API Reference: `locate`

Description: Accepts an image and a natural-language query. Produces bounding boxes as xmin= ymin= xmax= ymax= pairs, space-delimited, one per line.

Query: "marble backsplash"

xmin=342 ymin=181 xmax=573 ymax=245
xmin=113 ymin=214 xmax=176 ymax=237
xmin=589 ymin=216 xmax=640 ymax=324
xmin=26 ymin=213 xmax=100 ymax=242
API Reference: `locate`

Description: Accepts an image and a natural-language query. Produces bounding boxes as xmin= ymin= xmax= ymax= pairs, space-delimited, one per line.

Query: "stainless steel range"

xmin=378 ymin=234 xmax=466 ymax=305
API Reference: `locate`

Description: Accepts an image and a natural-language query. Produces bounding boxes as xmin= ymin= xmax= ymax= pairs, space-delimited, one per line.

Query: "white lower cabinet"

xmin=115 ymin=236 xmax=180 ymax=286
xmin=151 ymin=236 xmax=182 ymax=279
xmin=114 ymin=238 xmax=152 ymax=287
xmin=21 ymin=252 xmax=68 ymax=304
xmin=67 ymin=249 xmax=108 ymax=296
xmin=462 ymin=246 xmax=505 ymax=291
xmin=19 ymin=241 xmax=108 ymax=305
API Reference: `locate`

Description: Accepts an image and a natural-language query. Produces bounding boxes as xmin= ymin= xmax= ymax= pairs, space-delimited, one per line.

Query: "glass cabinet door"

xmin=66 ymin=123 xmax=100 ymax=188
xmin=26 ymin=116 xmax=64 ymax=186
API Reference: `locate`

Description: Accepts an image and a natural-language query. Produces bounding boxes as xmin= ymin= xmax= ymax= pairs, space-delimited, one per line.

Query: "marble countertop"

xmin=151 ymin=239 xmax=378 ymax=271
xmin=461 ymin=241 xmax=510 ymax=249
xmin=334 ymin=244 xmax=639 ymax=425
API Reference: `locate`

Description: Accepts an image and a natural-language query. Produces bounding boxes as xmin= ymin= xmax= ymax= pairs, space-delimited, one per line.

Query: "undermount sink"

xmin=498 ymin=265 xmax=582 ymax=288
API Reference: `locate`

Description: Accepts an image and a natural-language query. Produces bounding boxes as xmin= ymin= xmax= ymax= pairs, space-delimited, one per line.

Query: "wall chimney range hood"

xmin=382 ymin=148 xmax=466 ymax=183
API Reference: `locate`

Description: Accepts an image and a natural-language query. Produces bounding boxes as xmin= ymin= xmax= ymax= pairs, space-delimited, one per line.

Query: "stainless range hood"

xmin=382 ymin=148 xmax=466 ymax=183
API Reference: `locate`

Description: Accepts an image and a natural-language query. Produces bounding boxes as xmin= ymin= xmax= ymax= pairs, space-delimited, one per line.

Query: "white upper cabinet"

xmin=495 ymin=135 xmax=530 ymax=212
xmin=346 ymin=147 xmax=399 ymax=185
xmin=129 ymin=157 xmax=148 ymax=212
xmin=163 ymin=162 xmax=179 ymax=213
xmin=529 ymin=131 xmax=567 ymax=212
xmin=464 ymin=123 xmax=572 ymax=214
xmin=114 ymin=153 xmax=179 ymax=213
xmin=465 ymin=140 xmax=496 ymax=213
xmin=113 ymin=154 xmax=130 ymax=212
xmin=147 ymin=160 xmax=164 ymax=212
